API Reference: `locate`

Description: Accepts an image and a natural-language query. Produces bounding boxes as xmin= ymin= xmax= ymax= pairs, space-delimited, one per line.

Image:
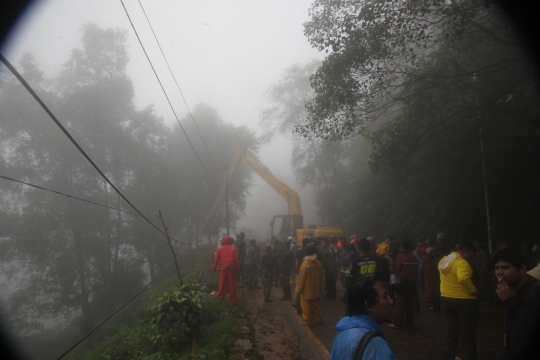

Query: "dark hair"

xmin=302 ymin=238 xmax=310 ymax=246
xmin=250 ymin=239 xmax=256 ymax=245
xmin=401 ymin=240 xmax=412 ymax=250
xmin=492 ymin=249 xmax=528 ymax=269
xmin=304 ymin=243 xmax=316 ymax=256
xmin=348 ymin=277 xmax=381 ymax=315
xmin=346 ymin=244 xmax=358 ymax=253
xmin=459 ymin=242 xmax=476 ymax=253
xmin=358 ymin=239 xmax=371 ymax=253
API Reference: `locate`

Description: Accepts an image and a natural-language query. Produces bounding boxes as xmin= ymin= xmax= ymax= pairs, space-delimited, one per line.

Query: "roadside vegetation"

xmin=65 ymin=252 xmax=248 ymax=360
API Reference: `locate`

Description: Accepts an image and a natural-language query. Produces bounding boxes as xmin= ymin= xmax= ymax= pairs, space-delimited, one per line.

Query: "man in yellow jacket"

xmin=438 ymin=242 xmax=478 ymax=360
xmin=297 ymin=243 xmax=324 ymax=326
xmin=376 ymin=235 xmax=395 ymax=271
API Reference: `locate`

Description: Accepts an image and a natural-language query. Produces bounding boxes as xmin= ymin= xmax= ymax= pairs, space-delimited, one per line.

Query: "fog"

xmin=2 ymin=0 xmax=540 ymax=359
xmin=4 ymin=0 xmax=321 ymax=234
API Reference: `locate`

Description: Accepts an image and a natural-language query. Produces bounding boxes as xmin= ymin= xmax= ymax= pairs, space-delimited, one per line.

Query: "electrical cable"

xmin=55 ymin=244 xmax=183 ymax=360
xmin=119 ymin=0 xmax=217 ymax=180
xmin=136 ymin=0 xmax=219 ymax=172
xmin=0 ymin=53 xmax=190 ymax=245
xmin=55 ymin=207 xmax=221 ymax=360
xmin=0 ymin=175 xmax=139 ymax=217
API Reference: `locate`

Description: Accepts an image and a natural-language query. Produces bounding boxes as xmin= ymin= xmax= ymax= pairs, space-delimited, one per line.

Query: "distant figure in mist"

xmin=212 ymin=235 xmax=238 ymax=305
xmin=235 ymin=232 xmax=247 ymax=280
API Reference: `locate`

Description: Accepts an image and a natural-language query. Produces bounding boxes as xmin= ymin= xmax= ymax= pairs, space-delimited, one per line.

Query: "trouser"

xmin=344 ymin=276 xmax=351 ymax=316
xmin=247 ymin=265 xmax=258 ymax=288
xmin=300 ymin=295 xmax=323 ymax=321
xmin=292 ymin=275 xmax=301 ymax=309
xmin=238 ymin=258 xmax=245 ymax=279
xmin=393 ymin=281 xmax=418 ymax=327
xmin=325 ymin=273 xmax=337 ymax=298
xmin=432 ymin=270 xmax=442 ymax=311
xmin=281 ymin=272 xmax=292 ymax=298
xmin=476 ymin=274 xmax=491 ymax=303
xmin=218 ymin=269 xmax=237 ymax=304
xmin=424 ymin=269 xmax=434 ymax=300
xmin=262 ymin=276 xmax=272 ymax=299
xmin=273 ymin=265 xmax=281 ymax=286
xmin=441 ymin=297 xmax=479 ymax=360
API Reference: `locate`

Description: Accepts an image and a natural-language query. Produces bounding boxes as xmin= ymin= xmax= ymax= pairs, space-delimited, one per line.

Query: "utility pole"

xmin=479 ymin=127 xmax=493 ymax=254
xmin=158 ymin=210 xmax=183 ymax=285
xmin=474 ymin=73 xmax=492 ymax=254
xmin=225 ymin=165 xmax=230 ymax=236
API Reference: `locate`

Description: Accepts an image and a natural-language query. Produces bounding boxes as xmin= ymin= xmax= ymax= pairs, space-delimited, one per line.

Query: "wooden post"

xmin=158 ymin=210 xmax=183 ymax=285
xmin=225 ymin=165 xmax=230 ymax=236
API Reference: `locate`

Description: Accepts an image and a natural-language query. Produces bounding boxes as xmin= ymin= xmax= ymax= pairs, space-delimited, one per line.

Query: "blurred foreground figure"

xmin=438 ymin=242 xmax=478 ymax=360
xmin=494 ymin=251 xmax=540 ymax=360
xmin=212 ymin=235 xmax=238 ymax=305
xmin=297 ymin=243 xmax=324 ymax=325
xmin=330 ymin=278 xmax=396 ymax=360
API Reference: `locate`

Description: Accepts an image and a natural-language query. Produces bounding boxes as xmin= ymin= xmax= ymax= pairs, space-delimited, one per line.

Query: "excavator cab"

xmin=269 ymin=214 xmax=303 ymax=240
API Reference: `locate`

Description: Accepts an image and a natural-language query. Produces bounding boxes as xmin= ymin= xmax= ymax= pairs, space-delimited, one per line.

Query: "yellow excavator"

xmin=204 ymin=146 xmax=343 ymax=244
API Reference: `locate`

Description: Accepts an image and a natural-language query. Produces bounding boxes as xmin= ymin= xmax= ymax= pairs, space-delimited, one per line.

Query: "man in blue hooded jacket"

xmin=330 ymin=277 xmax=396 ymax=360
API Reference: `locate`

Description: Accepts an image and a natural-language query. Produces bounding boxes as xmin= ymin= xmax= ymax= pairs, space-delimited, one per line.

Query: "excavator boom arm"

xmin=203 ymin=147 xmax=302 ymax=234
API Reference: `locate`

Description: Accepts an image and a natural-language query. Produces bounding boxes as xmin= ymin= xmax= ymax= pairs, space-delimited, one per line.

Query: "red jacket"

xmin=213 ymin=236 xmax=238 ymax=272
xmin=393 ymin=250 xmax=419 ymax=282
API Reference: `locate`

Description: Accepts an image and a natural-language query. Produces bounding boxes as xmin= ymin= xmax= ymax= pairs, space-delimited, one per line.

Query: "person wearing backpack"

xmin=329 ymin=277 xmax=397 ymax=360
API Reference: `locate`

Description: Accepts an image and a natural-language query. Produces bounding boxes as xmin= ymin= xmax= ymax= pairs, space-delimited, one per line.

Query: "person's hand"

xmin=496 ymin=277 xmax=516 ymax=302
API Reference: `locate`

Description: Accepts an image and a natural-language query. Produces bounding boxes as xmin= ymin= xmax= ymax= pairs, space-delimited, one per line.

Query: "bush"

xmin=148 ymin=283 xmax=206 ymax=352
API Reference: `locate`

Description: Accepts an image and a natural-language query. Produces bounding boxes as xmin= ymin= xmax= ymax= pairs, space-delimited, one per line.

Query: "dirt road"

xmin=246 ymin=281 xmax=506 ymax=360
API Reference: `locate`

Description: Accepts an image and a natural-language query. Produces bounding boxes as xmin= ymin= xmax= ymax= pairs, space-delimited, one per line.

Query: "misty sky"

xmin=2 ymin=0 xmax=322 ymax=234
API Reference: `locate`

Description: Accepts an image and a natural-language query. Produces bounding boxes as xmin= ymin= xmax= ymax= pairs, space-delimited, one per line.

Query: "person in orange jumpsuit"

xmin=212 ymin=235 xmax=239 ymax=304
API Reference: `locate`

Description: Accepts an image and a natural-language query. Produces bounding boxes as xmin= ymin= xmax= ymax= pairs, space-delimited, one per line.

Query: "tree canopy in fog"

xmin=0 ymin=23 xmax=256 ymax=358
xmin=300 ymin=0 xmax=532 ymax=140
xmin=262 ymin=0 xmax=540 ymax=245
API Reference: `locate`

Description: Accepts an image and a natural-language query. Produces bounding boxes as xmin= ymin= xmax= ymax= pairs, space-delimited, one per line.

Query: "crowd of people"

xmin=211 ymin=232 xmax=540 ymax=360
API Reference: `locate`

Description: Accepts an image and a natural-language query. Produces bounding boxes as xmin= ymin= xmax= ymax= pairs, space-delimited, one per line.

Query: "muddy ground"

xmin=242 ymin=283 xmax=326 ymax=360
xmin=243 ymin=280 xmax=506 ymax=360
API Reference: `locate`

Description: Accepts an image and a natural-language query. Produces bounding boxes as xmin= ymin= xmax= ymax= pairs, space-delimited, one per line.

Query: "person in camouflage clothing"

xmin=261 ymin=245 xmax=275 ymax=303
xmin=246 ymin=239 xmax=260 ymax=289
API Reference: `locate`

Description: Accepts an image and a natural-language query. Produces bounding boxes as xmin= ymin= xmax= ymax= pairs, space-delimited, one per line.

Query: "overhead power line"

xmin=119 ymin=0 xmax=216 ymax=179
xmin=136 ymin=0 xmax=219 ymax=172
xmin=0 ymin=175 xmax=139 ymax=217
xmin=55 ymin=207 xmax=220 ymax=360
xmin=0 ymin=53 xmax=189 ymax=245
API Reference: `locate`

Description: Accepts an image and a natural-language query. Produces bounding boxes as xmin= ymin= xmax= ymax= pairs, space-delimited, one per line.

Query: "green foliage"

xmin=74 ymin=285 xmax=242 ymax=360
xmin=0 ymin=23 xmax=257 ymax=356
xmin=148 ymin=283 xmax=206 ymax=351
xmin=300 ymin=0 xmax=526 ymax=140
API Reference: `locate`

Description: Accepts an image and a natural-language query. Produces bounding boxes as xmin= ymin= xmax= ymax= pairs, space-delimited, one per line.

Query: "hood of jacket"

xmin=303 ymin=254 xmax=318 ymax=261
xmin=439 ymin=252 xmax=460 ymax=273
xmin=335 ymin=314 xmax=385 ymax=336
xmin=221 ymin=236 xmax=232 ymax=246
